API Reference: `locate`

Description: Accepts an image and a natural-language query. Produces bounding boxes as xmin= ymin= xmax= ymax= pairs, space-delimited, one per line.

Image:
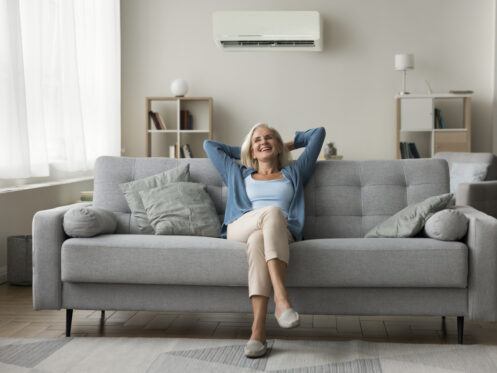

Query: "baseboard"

xmin=0 ymin=266 xmax=7 ymax=284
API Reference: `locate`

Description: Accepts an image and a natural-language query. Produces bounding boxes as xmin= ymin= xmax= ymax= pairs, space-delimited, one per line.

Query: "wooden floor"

xmin=1 ymin=283 xmax=497 ymax=344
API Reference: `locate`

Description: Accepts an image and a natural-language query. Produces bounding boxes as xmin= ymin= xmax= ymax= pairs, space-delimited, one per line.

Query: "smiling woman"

xmin=240 ymin=123 xmax=291 ymax=174
xmin=204 ymin=123 xmax=325 ymax=357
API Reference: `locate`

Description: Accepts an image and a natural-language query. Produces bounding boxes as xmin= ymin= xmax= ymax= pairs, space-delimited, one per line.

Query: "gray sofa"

xmin=32 ymin=156 xmax=497 ymax=343
xmin=434 ymin=152 xmax=497 ymax=219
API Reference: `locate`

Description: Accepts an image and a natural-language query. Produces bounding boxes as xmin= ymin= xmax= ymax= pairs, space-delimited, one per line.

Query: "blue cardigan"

xmin=203 ymin=127 xmax=326 ymax=241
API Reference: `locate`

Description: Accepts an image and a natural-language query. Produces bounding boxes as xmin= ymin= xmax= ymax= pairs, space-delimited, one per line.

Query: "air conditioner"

xmin=212 ymin=11 xmax=322 ymax=52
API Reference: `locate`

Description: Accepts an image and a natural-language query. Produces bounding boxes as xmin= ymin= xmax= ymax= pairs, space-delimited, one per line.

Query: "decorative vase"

xmin=324 ymin=142 xmax=337 ymax=159
xmin=170 ymin=79 xmax=188 ymax=97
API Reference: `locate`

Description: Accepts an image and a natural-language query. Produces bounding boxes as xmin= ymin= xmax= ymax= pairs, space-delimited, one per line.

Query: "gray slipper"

xmin=244 ymin=340 xmax=267 ymax=358
xmin=275 ymin=308 xmax=300 ymax=328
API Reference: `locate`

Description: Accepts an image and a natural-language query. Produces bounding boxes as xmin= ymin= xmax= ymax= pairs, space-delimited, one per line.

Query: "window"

xmin=0 ymin=0 xmax=120 ymax=182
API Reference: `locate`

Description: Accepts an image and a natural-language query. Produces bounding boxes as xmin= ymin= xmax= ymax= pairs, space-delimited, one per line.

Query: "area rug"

xmin=1 ymin=337 xmax=497 ymax=372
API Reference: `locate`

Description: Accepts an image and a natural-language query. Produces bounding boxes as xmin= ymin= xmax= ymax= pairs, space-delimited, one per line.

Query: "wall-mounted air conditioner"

xmin=212 ymin=11 xmax=322 ymax=52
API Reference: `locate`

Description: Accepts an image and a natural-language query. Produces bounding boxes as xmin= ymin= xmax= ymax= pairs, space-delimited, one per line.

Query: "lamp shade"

xmin=394 ymin=54 xmax=414 ymax=70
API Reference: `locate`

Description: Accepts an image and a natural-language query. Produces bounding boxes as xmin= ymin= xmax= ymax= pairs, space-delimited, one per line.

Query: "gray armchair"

xmin=434 ymin=152 xmax=497 ymax=219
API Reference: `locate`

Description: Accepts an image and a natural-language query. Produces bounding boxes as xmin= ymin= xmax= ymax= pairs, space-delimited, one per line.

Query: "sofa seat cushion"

xmin=61 ymin=234 xmax=248 ymax=286
xmin=62 ymin=235 xmax=467 ymax=288
xmin=286 ymin=238 xmax=467 ymax=288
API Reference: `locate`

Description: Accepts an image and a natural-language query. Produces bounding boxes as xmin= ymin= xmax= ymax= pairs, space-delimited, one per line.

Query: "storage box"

xmin=7 ymin=235 xmax=32 ymax=286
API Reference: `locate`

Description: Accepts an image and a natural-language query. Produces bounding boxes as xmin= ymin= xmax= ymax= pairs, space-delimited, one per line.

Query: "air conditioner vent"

xmin=221 ymin=40 xmax=315 ymax=48
xmin=213 ymin=11 xmax=322 ymax=52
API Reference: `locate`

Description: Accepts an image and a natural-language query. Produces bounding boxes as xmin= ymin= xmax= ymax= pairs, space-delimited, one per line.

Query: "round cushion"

xmin=424 ymin=209 xmax=469 ymax=241
xmin=63 ymin=206 xmax=117 ymax=238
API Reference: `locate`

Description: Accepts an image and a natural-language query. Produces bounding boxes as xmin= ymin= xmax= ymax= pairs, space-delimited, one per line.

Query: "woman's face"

xmin=251 ymin=126 xmax=282 ymax=163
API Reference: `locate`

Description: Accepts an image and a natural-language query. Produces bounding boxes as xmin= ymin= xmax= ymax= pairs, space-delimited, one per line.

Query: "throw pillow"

xmin=139 ymin=181 xmax=221 ymax=237
xmin=424 ymin=209 xmax=469 ymax=241
xmin=63 ymin=206 xmax=117 ymax=238
xmin=365 ymin=193 xmax=454 ymax=238
xmin=119 ymin=163 xmax=190 ymax=233
xmin=450 ymin=162 xmax=488 ymax=193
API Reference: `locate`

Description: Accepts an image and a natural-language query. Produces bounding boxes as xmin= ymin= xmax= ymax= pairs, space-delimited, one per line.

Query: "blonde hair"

xmin=241 ymin=122 xmax=291 ymax=171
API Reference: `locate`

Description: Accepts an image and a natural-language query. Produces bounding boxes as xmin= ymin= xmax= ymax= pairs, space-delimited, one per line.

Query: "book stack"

xmin=149 ymin=111 xmax=167 ymax=130
xmin=80 ymin=191 xmax=94 ymax=202
xmin=180 ymin=110 xmax=193 ymax=129
xmin=399 ymin=142 xmax=420 ymax=159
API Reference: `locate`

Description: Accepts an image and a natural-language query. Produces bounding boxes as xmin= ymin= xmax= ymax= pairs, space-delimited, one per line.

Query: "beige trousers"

xmin=227 ymin=206 xmax=294 ymax=298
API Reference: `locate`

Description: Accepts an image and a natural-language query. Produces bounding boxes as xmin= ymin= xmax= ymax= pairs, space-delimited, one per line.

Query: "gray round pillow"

xmin=424 ymin=209 xmax=468 ymax=241
xmin=63 ymin=206 xmax=117 ymax=238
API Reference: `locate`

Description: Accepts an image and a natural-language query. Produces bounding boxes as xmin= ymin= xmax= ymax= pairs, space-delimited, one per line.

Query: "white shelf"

xmin=179 ymin=130 xmax=210 ymax=133
xmin=395 ymin=95 xmax=472 ymax=158
xmin=148 ymin=130 xmax=210 ymax=133
xmin=395 ymin=93 xmax=473 ymax=99
xmin=146 ymin=97 xmax=213 ymax=157
xmin=433 ymin=128 xmax=468 ymax=132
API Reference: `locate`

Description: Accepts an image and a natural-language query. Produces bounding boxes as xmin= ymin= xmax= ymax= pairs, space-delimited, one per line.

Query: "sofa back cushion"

xmin=434 ymin=152 xmax=497 ymax=180
xmin=93 ymin=157 xmax=227 ymax=234
xmin=302 ymin=159 xmax=449 ymax=238
xmin=93 ymin=156 xmax=449 ymax=237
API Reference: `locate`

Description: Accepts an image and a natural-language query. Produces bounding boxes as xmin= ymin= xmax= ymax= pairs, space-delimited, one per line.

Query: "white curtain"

xmin=0 ymin=0 xmax=120 ymax=179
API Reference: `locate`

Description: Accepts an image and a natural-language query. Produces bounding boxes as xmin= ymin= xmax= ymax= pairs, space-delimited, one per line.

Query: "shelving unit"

xmin=395 ymin=93 xmax=472 ymax=159
xmin=145 ymin=97 xmax=213 ymax=158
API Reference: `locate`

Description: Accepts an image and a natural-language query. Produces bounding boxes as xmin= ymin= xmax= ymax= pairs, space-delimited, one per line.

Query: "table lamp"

xmin=395 ymin=53 xmax=414 ymax=95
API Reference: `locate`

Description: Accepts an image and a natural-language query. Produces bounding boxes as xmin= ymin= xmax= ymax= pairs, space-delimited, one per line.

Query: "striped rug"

xmin=1 ymin=337 xmax=496 ymax=372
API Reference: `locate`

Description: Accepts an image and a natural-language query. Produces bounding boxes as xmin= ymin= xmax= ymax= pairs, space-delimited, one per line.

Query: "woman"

xmin=204 ymin=124 xmax=325 ymax=358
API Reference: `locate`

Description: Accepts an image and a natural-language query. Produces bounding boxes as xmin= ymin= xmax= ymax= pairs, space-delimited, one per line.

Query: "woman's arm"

xmin=203 ymin=140 xmax=242 ymax=185
xmin=291 ymin=127 xmax=326 ymax=185
xmin=285 ymin=141 xmax=295 ymax=151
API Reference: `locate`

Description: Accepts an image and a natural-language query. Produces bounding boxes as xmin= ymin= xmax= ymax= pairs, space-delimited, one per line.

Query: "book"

xmin=156 ymin=113 xmax=167 ymax=130
xmin=399 ymin=142 xmax=408 ymax=159
xmin=80 ymin=191 xmax=94 ymax=202
xmin=182 ymin=144 xmax=193 ymax=158
xmin=434 ymin=108 xmax=445 ymax=129
xmin=188 ymin=113 xmax=193 ymax=129
xmin=180 ymin=110 xmax=190 ymax=130
xmin=149 ymin=110 xmax=161 ymax=130
xmin=407 ymin=142 xmax=420 ymax=158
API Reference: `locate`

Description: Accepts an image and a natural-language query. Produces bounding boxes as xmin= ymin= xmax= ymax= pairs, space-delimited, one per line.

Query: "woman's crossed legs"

xmin=227 ymin=206 xmax=295 ymax=343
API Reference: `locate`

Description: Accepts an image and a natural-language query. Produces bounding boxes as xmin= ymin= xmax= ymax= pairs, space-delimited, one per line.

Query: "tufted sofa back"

xmin=93 ymin=156 xmax=449 ymax=238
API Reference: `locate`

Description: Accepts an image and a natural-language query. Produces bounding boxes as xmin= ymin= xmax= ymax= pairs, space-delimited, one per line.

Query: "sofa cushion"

xmin=287 ymin=238 xmax=467 ymax=288
xmin=140 ymin=182 xmax=220 ymax=237
xmin=424 ymin=209 xmax=469 ymax=241
xmin=119 ymin=163 xmax=190 ymax=234
xmin=61 ymin=236 xmax=467 ymax=288
xmin=365 ymin=193 xmax=453 ymax=238
xmin=63 ymin=206 xmax=117 ymax=238
xmin=449 ymin=162 xmax=488 ymax=193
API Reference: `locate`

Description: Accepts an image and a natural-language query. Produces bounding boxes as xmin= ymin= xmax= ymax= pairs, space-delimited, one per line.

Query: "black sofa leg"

xmin=66 ymin=309 xmax=73 ymax=337
xmin=99 ymin=310 xmax=106 ymax=333
xmin=457 ymin=316 xmax=464 ymax=344
xmin=441 ymin=316 xmax=447 ymax=336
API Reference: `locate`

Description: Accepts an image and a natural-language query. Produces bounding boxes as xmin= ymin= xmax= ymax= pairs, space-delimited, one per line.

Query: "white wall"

xmin=121 ymin=0 xmax=495 ymax=159
xmin=0 ymin=180 xmax=93 ymax=283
